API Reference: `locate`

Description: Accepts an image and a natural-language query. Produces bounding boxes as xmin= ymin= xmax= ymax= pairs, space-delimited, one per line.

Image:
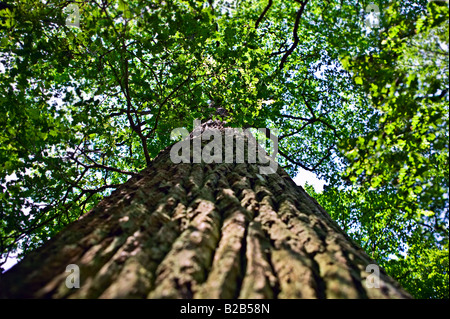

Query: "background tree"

xmin=0 ymin=0 xmax=448 ymax=298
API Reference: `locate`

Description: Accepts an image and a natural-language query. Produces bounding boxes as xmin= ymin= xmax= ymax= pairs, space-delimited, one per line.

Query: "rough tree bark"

xmin=0 ymin=121 xmax=411 ymax=299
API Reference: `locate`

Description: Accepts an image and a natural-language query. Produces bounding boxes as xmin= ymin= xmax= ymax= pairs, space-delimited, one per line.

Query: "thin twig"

xmin=279 ymin=1 xmax=308 ymax=70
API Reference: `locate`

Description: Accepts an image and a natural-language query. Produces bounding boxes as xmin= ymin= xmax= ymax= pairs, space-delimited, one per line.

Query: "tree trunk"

xmin=0 ymin=121 xmax=411 ymax=299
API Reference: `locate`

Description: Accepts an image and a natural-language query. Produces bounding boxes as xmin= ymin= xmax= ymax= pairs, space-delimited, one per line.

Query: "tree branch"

xmin=71 ymin=149 xmax=137 ymax=176
xmin=278 ymin=1 xmax=308 ymax=70
xmin=279 ymin=118 xmax=318 ymax=141
xmin=255 ymin=0 xmax=273 ymax=29
xmin=280 ymin=114 xmax=311 ymax=121
xmin=278 ymin=147 xmax=313 ymax=171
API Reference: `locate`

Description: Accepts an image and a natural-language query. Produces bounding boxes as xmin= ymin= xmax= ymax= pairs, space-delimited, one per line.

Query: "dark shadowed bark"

xmin=0 ymin=121 xmax=411 ymax=299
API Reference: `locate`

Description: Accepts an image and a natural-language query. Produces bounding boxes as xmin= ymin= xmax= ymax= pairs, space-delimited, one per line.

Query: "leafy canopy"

xmin=0 ymin=0 xmax=448 ymax=298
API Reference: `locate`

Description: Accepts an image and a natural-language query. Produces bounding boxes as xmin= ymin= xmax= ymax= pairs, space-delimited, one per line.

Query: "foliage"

xmin=304 ymin=0 xmax=449 ymax=299
xmin=0 ymin=0 xmax=448 ymax=298
xmin=306 ymin=182 xmax=449 ymax=299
